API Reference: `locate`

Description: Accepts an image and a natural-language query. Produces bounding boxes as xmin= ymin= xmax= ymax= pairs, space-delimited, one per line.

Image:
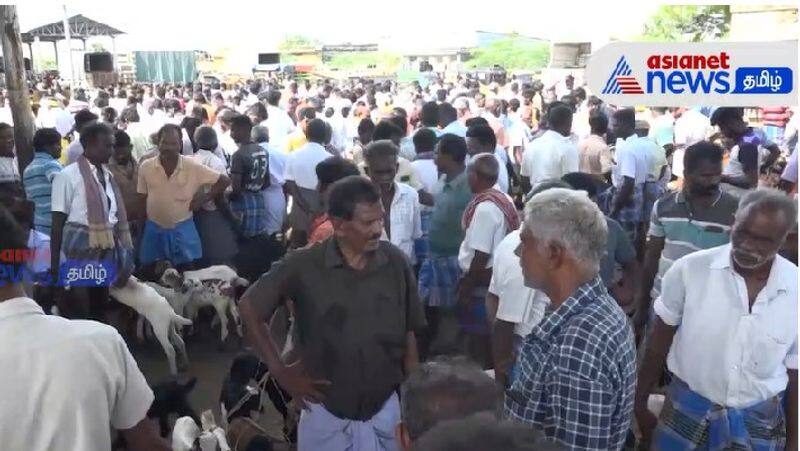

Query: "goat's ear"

xmin=183 ymin=377 xmax=197 ymax=393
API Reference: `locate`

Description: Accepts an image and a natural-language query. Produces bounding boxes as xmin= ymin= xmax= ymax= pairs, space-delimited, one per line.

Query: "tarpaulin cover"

xmin=134 ymin=51 xmax=196 ymax=83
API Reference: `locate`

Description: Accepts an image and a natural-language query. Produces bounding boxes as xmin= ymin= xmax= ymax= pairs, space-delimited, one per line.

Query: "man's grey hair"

xmin=193 ymin=125 xmax=217 ymax=151
xmin=400 ymin=356 xmax=499 ymax=440
xmin=414 ymin=412 xmax=564 ymax=451
xmin=251 ymin=125 xmax=269 ymax=144
xmin=468 ymin=153 xmax=499 ymax=185
xmin=737 ymin=188 xmax=798 ymax=233
xmin=523 ymin=188 xmax=607 ymax=269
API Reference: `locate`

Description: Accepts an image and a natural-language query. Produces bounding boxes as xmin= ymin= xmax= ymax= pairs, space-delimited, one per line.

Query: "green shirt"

xmin=428 ymin=171 xmax=472 ymax=257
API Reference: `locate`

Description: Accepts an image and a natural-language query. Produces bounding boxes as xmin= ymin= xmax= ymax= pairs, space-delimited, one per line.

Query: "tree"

xmin=90 ymin=42 xmax=107 ymax=52
xmin=467 ymin=37 xmax=550 ymax=70
xmin=640 ymin=5 xmax=730 ymax=42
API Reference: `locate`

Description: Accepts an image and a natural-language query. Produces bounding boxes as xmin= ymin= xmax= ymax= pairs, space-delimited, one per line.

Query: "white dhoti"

xmin=298 ymin=392 xmax=400 ymax=451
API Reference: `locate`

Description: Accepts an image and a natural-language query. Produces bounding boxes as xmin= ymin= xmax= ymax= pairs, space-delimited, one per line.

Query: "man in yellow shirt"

xmin=285 ymin=107 xmax=316 ymax=153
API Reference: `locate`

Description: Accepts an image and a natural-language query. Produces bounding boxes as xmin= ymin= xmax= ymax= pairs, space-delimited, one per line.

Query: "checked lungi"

xmin=230 ymin=190 xmax=269 ymax=238
xmin=61 ymin=222 xmax=135 ymax=284
xmin=653 ymin=377 xmax=786 ymax=451
xmin=598 ymin=183 xmax=645 ymax=243
xmin=418 ymin=255 xmax=461 ymax=308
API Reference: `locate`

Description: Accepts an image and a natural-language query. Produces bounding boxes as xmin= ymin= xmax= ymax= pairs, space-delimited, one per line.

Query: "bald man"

xmin=457 ymin=154 xmax=520 ymax=368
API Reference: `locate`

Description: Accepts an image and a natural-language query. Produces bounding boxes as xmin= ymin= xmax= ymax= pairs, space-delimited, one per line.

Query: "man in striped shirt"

xmin=22 ymin=128 xmax=63 ymax=235
xmin=633 ymin=141 xmax=738 ymax=335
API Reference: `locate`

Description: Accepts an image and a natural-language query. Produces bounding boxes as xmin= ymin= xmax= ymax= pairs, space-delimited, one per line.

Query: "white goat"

xmin=161 ymin=268 xmax=242 ymax=345
xmin=110 ymin=276 xmax=192 ymax=376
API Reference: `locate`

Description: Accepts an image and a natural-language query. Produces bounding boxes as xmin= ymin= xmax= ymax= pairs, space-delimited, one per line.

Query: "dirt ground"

xmin=129 ymin=322 xmax=293 ymax=450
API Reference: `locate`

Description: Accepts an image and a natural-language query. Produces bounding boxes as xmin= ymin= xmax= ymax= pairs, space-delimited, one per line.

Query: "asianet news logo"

xmin=600 ymin=52 xmax=792 ymax=96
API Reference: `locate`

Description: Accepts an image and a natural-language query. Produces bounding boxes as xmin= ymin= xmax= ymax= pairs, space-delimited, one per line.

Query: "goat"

xmin=161 ymin=268 xmax=243 ymax=346
xmin=109 ymin=276 xmax=192 ymax=376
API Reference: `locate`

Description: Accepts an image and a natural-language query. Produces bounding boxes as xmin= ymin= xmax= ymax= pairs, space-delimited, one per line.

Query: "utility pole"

xmin=0 ymin=5 xmax=34 ymax=171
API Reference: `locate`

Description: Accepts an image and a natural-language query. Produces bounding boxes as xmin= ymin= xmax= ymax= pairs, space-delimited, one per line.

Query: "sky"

xmin=18 ymin=0 xmax=662 ymax=53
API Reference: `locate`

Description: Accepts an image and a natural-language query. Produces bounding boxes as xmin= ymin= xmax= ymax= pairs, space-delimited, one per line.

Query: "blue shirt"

xmin=504 ymin=276 xmax=637 ymax=450
xmin=22 ymin=152 xmax=63 ymax=235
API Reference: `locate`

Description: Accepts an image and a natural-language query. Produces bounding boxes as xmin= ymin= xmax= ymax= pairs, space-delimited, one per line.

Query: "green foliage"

xmin=467 ymin=37 xmax=550 ymax=70
xmin=278 ymin=34 xmax=320 ymax=51
xmin=39 ymin=58 xmax=57 ymax=70
xmin=326 ymin=52 xmax=401 ymax=70
xmin=640 ymin=5 xmax=730 ymax=42
xmin=90 ymin=42 xmax=107 ymax=52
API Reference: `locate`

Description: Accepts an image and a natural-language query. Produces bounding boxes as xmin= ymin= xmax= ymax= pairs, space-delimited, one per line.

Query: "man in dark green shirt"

xmin=418 ymin=134 xmax=472 ymax=357
xmin=240 ymin=175 xmax=425 ymax=451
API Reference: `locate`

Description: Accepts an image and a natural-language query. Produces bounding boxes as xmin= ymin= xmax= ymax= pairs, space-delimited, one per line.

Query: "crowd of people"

xmin=0 ymin=71 xmax=797 ymax=451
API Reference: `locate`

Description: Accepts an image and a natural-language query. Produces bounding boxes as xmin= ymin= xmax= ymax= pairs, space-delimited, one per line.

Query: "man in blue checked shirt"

xmin=504 ymin=188 xmax=637 ymax=451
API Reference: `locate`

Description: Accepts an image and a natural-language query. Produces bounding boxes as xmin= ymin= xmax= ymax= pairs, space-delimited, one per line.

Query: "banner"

xmin=134 ymin=51 xmax=197 ymax=83
xmin=585 ymin=41 xmax=797 ymax=107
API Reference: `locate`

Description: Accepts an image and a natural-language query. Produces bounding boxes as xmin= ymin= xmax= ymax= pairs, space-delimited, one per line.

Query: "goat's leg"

xmin=169 ymin=325 xmax=189 ymax=372
xmin=228 ymin=299 xmax=243 ymax=337
xmin=152 ymin=318 xmax=178 ymax=377
xmin=212 ymin=301 xmax=229 ymax=346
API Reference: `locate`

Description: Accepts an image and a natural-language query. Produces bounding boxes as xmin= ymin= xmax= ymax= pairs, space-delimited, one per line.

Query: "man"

xmin=418 ymin=134 xmax=472 ymax=358
xmin=107 ymin=130 xmax=145 ymax=224
xmin=0 ymin=206 xmax=169 ymax=451
xmin=635 ymin=189 xmax=797 ymax=450
xmin=0 ymin=122 xmax=21 ymax=199
xmin=466 ymin=124 xmax=509 ymax=193
xmin=560 ymin=172 xmax=640 ymax=311
xmin=779 ymin=146 xmax=797 ymax=194
xmin=64 ymin=109 xmax=99 ymax=165
xmin=363 ymin=140 xmax=422 ymax=263
xmin=308 ymin=157 xmax=361 ymax=245
xmin=285 ymin=107 xmax=316 ymax=153
xmin=50 ymin=123 xmax=136 ymax=320
xmin=413 ymin=413 xmax=563 ymax=451
xmin=520 ymin=105 xmax=579 ymax=193
xmin=252 ymin=125 xmax=288 ymax=236
xmin=439 ymin=103 xmax=468 ymax=138
xmin=263 ymin=90 xmax=296 ymax=151
xmin=505 ymin=188 xmax=636 ymax=450
xmin=482 ymin=97 xmax=507 ymax=149
xmin=137 ymin=124 xmax=230 ymax=271
xmin=416 ymin=101 xmax=443 ymax=138
xmin=577 ymin=112 xmax=613 ymax=179
xmin=713 ymin=107 xmax=781 ymax=191
xmin=23 ymin=128 xmax=63 ymax=235
xmin=457 ymin=154 xmax=519 ymax=368
xmin=213 ymin=108 xmax=239 ymax=165
xmin=489 ymin=181 xmax=563 ymax=388
xmin=239 ymin=176 xmax=426 ymax=451
xmin=284 ymin=118 xmax=332 ymax=248
xmin=634 ymin=141 xmax=738 ymax=331
xmin=228 ymin=115 xmax=269 ymax=239
xmin=606 ymin=108 xmax=651 ymax=247
xmin=396 ymin=357 xmax=499 ymax=451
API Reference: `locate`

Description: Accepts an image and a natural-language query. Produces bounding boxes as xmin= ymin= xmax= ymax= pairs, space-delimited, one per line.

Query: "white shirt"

xmin=458 ymin=199 xmax=510 ymax=271
xmin=654 ymin=244 xmax=798 ymax=408
xmin=0 ymin=156 xmax=19 ymax=183
xmin=674 ymin=109 xmax=711 ymax=148
xmin=411 ymin=158 xmax=439 ymax=194
xmin=259 ymin=142 xmax=288 ymax=235
xmin=612 ymin=135 xmax=651 ymax=187
xmin=380 ymin=182 xmax=422 ymax=262
xmin=520 ymin=130 xmax=579 ymax=185
xmin=192 ymin=149 xmax=227 ymax=211
xmin=441 ymin=120 xmax=468 ymax=138
xmin=53 ymin=107 xmax=75 ymax=137
xmin=65 ymin=140 xmax=84 ymax=166
xmin=264 ymin=105 xmax=296 ymax=151
xmin=489 ymin=230 xmax=551 ymax=337
xmin=284 ymin=142 xmax=331 ymax=190
xmin=51 ymin=162 xmax=119 ymax=226
xmin=0 ymin=297 xmax=153 ymax=451
xmin=493 ymin=149 xmax=510 ymax=194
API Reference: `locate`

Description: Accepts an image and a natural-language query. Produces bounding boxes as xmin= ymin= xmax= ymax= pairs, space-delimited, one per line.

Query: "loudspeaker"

xmin=258 ymin=53 xmax=280 ymax=65
xmin=84 ymin=52 xmax=114 ymax=72
xmin=0 ymin=57 xmax=32 ymax=72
